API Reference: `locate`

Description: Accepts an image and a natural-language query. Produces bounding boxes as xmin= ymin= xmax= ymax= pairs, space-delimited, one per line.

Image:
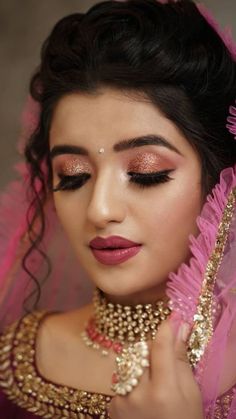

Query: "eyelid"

xmin=53 ymin=157 xmax=91 ymax=176
xmin=127 ymin=151 xmax=175 ymax=172
xmin=52 ymin=169 xmax=174 ymax=192
xmin=128 ymin=169 xmax=175 ymax=179
xmin=129 ymin=169 xmax=174 ymax=188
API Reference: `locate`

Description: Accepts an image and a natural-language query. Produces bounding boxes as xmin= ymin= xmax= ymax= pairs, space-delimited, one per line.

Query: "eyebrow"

xmin=49 ymin=134 xmax=182 ymax=159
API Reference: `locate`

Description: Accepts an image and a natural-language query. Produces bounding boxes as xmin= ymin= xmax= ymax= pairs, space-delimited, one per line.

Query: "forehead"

xmin=48 ymin=87 xmax=191 ymax=158
xmin=50 ymin=88 xmax=162 ymax=133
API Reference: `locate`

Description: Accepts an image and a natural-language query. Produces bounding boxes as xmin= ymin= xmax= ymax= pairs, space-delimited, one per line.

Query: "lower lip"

xmin=90 ymin=245 xmax=142 ymax=265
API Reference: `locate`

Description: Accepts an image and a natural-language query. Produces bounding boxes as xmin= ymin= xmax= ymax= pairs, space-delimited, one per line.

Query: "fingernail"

xmin=178 ymin=322 xmax=191 ymax=343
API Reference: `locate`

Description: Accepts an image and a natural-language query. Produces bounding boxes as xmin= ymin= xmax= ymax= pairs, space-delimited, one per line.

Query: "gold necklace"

xmin=81 ymin=288 xmax=171 ymax=356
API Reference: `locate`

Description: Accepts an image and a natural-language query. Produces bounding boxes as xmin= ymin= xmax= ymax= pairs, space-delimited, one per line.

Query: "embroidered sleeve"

xmin=0 ymin=312 xmax=111 ymax=418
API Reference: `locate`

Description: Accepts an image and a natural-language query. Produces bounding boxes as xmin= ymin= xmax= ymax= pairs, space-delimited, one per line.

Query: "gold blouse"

xmin=0 ymin=311 xmax=235 ymax=419
xmin=0 ymin=311 xmax=111 ymax=418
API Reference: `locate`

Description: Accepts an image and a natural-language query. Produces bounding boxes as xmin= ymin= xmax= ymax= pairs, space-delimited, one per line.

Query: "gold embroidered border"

xmin=0 ymin=312 xmax=111 ymax=418
xmin=188 ymin=188 xmax=236 ymax=367
xmin=212 ymin=390 xmax=236 ymax=419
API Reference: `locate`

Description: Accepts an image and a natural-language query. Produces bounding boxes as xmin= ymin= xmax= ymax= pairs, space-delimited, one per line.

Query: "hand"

xmin=108 ymin=314 xmax=204 ymax=419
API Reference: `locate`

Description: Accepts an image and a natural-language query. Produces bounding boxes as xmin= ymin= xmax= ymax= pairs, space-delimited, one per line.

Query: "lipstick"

xmin=89 ymin=235 xmax=142 ymax=265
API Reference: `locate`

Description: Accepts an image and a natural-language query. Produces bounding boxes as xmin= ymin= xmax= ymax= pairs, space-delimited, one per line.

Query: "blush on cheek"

xmin=128 ymin=152 xmax=176 ymax=172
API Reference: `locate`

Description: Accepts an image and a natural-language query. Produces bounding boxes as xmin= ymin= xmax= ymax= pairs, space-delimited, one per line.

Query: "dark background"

xmin=0 ymin=0 xmax=235 ymax=188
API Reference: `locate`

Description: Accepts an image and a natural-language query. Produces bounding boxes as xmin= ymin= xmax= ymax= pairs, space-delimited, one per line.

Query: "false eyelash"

xmin=52 ymin=173 xmax=91 ymax=192
xmin=128 ymin=169 xmax=174 ymax=188
xmin=52 ymin=169 xmax=174 ymax=192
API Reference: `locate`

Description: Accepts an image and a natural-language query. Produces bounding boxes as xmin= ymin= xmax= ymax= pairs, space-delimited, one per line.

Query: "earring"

xmin=226 ymin=100 xmax=236 ymax=139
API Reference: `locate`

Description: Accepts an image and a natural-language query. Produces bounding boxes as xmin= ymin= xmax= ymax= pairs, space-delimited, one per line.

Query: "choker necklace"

xmin=81 ymin=288 xmax=171 ymax=356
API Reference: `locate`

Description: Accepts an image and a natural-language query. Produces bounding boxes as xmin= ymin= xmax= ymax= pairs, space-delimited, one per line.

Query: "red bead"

xmin=113 ymin=342 xmax=123 ymax=353
xmin=97 ymin=334 xmax=105 ymax=343
xmin=86 ymin=326 xmax=93 ymax=334
xmin=112 ymin=372 xmax=119 ymax=384
xmin=90 ymin=330 xmax=98 ymax=340
xmin=103 ymin=339 xmax=113 ymax=349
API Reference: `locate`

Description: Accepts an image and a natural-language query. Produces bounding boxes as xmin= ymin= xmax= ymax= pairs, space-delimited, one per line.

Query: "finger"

xmin=174 ymin=321 xmax=199 ymax=390
xmin=109 ymin=368 xmax=150 ymax=418
xmin=150 ymin=317 xmax=178 ymax=387
xmin=174 ymin=322 xmax=191 ymax=365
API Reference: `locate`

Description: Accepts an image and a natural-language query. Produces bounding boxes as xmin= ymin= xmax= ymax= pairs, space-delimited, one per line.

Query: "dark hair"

xmin=23 ymin=0 xmax=236 ymax=308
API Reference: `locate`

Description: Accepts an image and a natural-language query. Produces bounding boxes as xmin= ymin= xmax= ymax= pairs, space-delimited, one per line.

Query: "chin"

xmin=90 ymin=275 xmax=167 ymax=305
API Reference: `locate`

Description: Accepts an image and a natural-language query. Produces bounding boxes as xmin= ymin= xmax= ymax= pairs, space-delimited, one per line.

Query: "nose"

xmin=86 ymin=170 xmax=126 ymax=229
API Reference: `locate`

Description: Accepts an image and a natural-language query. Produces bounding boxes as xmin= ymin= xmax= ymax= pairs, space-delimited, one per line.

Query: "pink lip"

xmin=89 ymin=235 xmax=140 ymax=249
xmin=89 ymin=235 xmax=142 ymax=265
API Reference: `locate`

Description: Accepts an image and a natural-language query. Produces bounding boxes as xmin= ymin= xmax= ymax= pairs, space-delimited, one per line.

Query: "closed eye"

xmin=52 ymin=173 xmax=91 ymax=192
xmin=128 ymin=169 xmax=174 ymax=188
xmin=52 ymin=169 xmax=174 ymax=192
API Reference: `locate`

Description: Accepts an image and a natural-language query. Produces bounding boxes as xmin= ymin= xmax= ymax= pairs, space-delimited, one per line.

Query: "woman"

xmin=0 ymin=0 xmax=236 ymax=418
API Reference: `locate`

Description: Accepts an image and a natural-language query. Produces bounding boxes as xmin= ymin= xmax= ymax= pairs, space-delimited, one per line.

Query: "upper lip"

xmin=89 ymin=235 xmax=141 ymax=249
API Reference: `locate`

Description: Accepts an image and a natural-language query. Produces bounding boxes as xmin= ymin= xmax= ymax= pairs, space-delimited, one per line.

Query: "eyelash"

xmin=52 ymin=170 xmax=174 ymax=192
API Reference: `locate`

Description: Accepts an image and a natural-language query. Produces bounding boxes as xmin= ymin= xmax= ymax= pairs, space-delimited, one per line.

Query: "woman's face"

xmin=49 ymin=88 xmax=202 ymax=304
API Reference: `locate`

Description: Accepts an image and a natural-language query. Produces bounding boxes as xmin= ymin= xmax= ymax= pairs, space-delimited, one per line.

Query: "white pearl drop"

xmin=130 ymin=378 xmax=138 ymax=386
xmin=119 ymin=388 xmax=127 ymax=396
xmin=141 ymin=359 xmax=149 ymax=367
xmin=136 ymin=368 xmax=143 ymax=377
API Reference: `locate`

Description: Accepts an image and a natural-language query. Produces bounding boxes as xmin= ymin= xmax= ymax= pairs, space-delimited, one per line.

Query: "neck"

xmin=103 ymin=282 xmax=168 ymax=306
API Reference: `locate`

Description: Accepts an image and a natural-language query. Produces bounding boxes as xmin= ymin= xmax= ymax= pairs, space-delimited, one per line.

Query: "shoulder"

xmin=0 ymin=310 xmax=47 ymax=358
xmin=0 ymin=310 xmax=78 ymax=417
xmin=35 ymin=304 xmax=93 ymax=361
xmin=0 ymin=306 xmax=111 ymax=418
xmin=0 ymin=306 xmax=92 ymax=391
xmin=35 ymin=304 xmax=93 ymax=377
xmin=0 ymin=311 xmax=47 ymax=408
xmin=0 ymin=310 xmax=46 ymax=361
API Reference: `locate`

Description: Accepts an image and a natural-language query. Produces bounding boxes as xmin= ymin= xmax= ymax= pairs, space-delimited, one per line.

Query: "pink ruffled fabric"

xmin=166 ymin=165 xmax=236 ymax=418
xmin=0 ymin=161 xmax=93 ymax=328
xmin=167 ymin=165 xmax=236 ymax=319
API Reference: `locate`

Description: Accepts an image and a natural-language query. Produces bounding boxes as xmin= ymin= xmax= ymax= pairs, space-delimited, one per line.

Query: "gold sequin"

xmin=206 ymin=387 xmax=236 ymax=419
xmin=188 ymin=188 xmax=236 ymax=367
xmin=0 ymin=312 xmax=111 ymax=418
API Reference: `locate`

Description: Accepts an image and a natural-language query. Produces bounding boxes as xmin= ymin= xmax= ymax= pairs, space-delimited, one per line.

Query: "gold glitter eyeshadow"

xmin=60 ymin=158 xmax=91 ymax=176
xmin=129 ymin=152 xmax=164 ymax=172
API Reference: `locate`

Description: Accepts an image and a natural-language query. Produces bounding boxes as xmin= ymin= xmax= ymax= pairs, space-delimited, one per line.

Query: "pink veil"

xmin=0 ymin=98 xmax=93 ymax=327
xmin=167 ymin=165 xmax=236 ymax=418
xmin=0 ymin=3 xmax=236 ymax=418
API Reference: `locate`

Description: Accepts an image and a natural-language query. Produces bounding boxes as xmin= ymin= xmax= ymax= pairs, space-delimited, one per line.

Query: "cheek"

xmin=53 ymin=194 xmax=85 ymax=240
xmin=142 ymin=175 xmax=202 ymax=250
